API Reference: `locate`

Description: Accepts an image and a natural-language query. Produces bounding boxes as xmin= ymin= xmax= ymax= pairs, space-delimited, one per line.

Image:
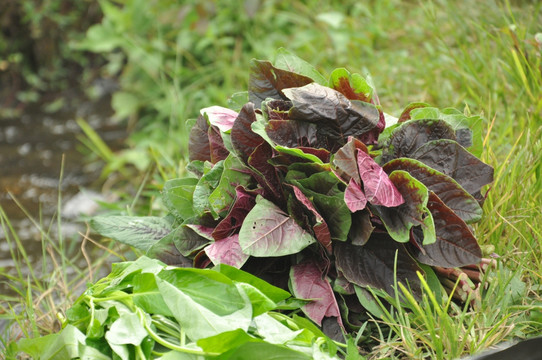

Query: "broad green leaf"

xmin=253 ymin=313 xmax=304 ymax=344
xmin=17 ymin=324 xmax=85 ymax=360
xmin=354 ymin=286 xmax=386 ymax=319
xmin=197 ymin=329 xmax=260 ymax=354
xmin=155 ymin=275 xmax=252 ymax=341
xmin=235 ymin=282 xmax=278 ymax=316
xmin=158 ymin=268 xmax=247 ymax=316
xmin=90 ymin=216 xmax=172 ymax=252
xmin=132 ymin=272 xmax=173 ymax=317
xmin=105 ymin=312 xmax=148 ymax=346
xmin=275 ymin=145 xmax=324 ymax=164
xmin=162 ymin=177 xmax=198 ymax=220
xmin=274 ymin=48 xmax=327 ymax=85
xmin=239 ymin=196 xmax=316 ymax=257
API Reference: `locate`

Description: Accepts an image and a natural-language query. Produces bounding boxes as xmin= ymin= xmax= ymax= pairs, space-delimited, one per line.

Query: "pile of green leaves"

xmin=91 ymin=49 xmax=494 ymax=336
xmin=15 ymin=256 xmax=353 ymax=359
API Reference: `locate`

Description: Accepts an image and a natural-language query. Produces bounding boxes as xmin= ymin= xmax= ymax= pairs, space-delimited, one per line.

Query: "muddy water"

xmin=0 ymin=90 xmax=125 ymax=275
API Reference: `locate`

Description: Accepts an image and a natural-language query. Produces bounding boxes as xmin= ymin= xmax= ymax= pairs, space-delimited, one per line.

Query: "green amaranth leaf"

xmin=329 ymin=67 xmax=373 ymax=103
xmin=209 ymin=154 xmax=253 ymax=217
xmin=238 ymin=196 xmax=316 ymax=257
xmin=90 ymin=216 xmax=172 ymax=252
xmin=162 ymin=177 xmax=198 ymax=220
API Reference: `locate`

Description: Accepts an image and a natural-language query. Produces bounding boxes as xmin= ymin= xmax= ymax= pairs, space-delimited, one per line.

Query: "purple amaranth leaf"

xmin=411 ymin=139 xmax=494 ymax=196
xmin=188 ymin=114 xmax=211 ymax=162
xmin=247 ymin=142 xmax=285 ymax=207
xmin=184 ymin=224 xmax=215 ymax=240
xmin=238 ymin=196 xmax=316 ymax=257
xmin=332 ymin=137 xmax=368 ymax=183
xmin=200 ymin=106 xmax=238 ymax=132
xmin=409 ymin=192 xmax=482 ymax=268
xmin=212 ymin=186 xmax=257 ymax=241
xmin=249 ymin=60 xmax=315 ymax=108
xmin=205 ymin=234 xmax=249 ymax=268
xmin=344 ymin=178 xmax=367 ymax=212
xmin=290 ymin=185 xmax=332 ymax=253
xmin=348 ymin=209 xmax=373 ymax=246
xmin=289 ymin=260 xmax=342 ymax=327
xmin=231 ymin=103 xmax=265 ymax=164
xmin=383 ymin=158 xmax=483 ymax=223
xmin=357 ymin=150 xmax=404 ymax=207
xmin=208 ymin=125 xmax=229 ymax=163
xmin=335 ymin=232 xmax=423 ymax=299
xmin=380 ymin=119 xmax=457 ymax=164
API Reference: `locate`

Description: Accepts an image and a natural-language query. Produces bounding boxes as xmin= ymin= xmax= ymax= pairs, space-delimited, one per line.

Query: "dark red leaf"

xmin=335 ymin=233 xmax=423 ymax=299
xmin=266 ymin=119 xmax=320 ymax=148
xmin=383 ymin=158 xmax=483 ymax=223
xmin=333 ymin=137 xmax=368 ymax=183
xmin=411 ymin=139 xmax=494 ymax=196
xmin=208 ymin=125 xmax=229 ymax=163
xmin=249 ymin=60 xmax=315 ymax=108
xmin=409 ymin=192 xmax=482 ymax=267
xmin=231 ymin=103 xmax=264 ymax=163
xmin=348 ymin=209 xmax=374 ymax=246
xmin=247 ymin=142 xmax=285 ymax=206
xmin=188 ymin=115 xmax=211 ymax=162
xmin=212 ymin=186 xmax=257 ymax=241
xmin=381 ymin=119 xmax=457 ymax=164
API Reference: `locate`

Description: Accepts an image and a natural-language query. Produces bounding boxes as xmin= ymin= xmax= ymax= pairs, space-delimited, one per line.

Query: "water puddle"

xmin=0 ymin=87 xmax=126 ymax=290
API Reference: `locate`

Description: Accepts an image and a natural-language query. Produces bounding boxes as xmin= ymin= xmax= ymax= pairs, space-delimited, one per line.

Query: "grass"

xmin=2 ymin=0 xmax=542 ymax=358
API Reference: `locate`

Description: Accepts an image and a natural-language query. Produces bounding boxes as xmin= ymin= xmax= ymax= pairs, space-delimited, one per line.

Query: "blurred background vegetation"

xmin=1 ymin=0 xmax=541 ymax=356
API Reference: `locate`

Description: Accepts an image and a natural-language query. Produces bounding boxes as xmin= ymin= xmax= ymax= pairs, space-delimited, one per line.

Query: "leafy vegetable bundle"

xmin=92 ymin=48 xmax=494 ymax=335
